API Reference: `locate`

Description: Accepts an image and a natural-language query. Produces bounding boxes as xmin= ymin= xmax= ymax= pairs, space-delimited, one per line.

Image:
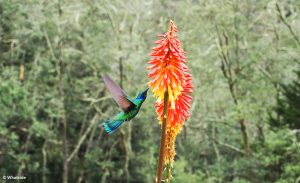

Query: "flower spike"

xmin=148 ymin=20 xmax=193 ymax=183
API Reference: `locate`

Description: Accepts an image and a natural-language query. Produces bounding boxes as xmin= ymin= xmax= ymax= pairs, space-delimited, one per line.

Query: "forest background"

xmin=0 ymin=0 xmax=300 ymax=183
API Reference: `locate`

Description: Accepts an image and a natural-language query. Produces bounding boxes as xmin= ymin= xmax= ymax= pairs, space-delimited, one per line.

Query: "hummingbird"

xmin=101 ymin=75 xmax=149 ymax=134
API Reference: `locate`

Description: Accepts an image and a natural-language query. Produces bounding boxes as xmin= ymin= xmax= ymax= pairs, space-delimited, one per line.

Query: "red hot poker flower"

xmin=148 ymin=20 xmax=193 ymax=183
xmin=148 ymin=20 xmax=193 ymax=129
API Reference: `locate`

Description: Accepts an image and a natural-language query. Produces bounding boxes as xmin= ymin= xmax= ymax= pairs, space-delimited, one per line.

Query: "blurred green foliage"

xmin=0 ymin=0 xmax=300 ymax=183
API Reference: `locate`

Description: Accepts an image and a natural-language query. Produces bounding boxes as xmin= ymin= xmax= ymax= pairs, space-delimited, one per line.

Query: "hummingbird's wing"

xmin=102 ymin=75 xmax=135 ymax=113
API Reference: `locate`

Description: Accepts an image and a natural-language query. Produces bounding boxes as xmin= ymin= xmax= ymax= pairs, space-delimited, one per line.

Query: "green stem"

xmin=155 ymin=91 xmax=169 ymax=183
xmin=166 ymin=163 xmax=172 ymax=183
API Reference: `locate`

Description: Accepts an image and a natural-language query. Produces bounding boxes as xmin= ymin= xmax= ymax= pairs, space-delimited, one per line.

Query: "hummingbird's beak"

xmin=144 ymin=87 xmax=149 ymax=94
xmin=141 ymin=87 xmax=149 ymax=95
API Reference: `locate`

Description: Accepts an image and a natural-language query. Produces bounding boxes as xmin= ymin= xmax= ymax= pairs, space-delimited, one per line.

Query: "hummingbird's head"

xmin=137 ymin=88 xmax=149 ymax=100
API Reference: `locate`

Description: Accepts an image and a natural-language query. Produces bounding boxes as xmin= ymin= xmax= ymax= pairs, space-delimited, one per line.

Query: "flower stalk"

xmin=156 ymin=91 xmax=169 ymax=183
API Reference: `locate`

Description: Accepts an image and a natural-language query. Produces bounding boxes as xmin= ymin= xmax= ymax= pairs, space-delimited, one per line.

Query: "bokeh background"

xmin=0 ymin=0 xmax=300 ymax=182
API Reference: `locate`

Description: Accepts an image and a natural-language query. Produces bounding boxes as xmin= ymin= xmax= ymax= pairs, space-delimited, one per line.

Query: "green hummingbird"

xmin=101 ymin=75 xmax=149 ymax=134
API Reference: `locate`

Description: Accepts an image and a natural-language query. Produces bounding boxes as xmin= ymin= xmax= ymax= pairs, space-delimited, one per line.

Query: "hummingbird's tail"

xmin=102 ymin=120 xmax=124 ymax=134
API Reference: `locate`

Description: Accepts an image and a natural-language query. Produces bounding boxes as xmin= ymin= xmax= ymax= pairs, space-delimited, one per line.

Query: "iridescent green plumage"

xmin=101 ymin=75 xmax=148 ymax=134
